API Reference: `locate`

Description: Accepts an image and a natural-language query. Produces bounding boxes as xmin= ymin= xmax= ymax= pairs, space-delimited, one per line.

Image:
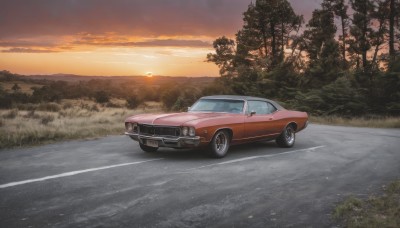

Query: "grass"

xmin=0 ymin=99 xmax=162 ymax=149
xmin=310 ymin=115 xmax=400 ymax=128
xmin=334 ymin=181 xmax=400 ymax=228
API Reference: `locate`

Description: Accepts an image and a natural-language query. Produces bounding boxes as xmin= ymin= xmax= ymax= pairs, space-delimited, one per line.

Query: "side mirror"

xmin=249 ymin=111 xmax=256 ymax=116
xmin=187 ymin=106 xmax=191 ymax=112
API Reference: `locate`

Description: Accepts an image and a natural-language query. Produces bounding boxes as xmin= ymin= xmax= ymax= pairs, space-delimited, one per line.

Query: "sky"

xmin=0 ymin=0 xmax=322 ymax=77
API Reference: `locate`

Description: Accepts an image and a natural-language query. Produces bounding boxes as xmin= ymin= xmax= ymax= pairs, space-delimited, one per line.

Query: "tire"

xmin=276 ymin=125 xmax=295 ymax=148
xmin=139 ymin=143 xmax=158 ymax=153
xmin=208 ymin=130 xmax=230 ymax=158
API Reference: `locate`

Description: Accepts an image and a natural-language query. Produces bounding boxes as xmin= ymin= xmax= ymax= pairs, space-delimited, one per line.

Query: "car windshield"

xmin=189 ymin=99 xmax=244 ymax=113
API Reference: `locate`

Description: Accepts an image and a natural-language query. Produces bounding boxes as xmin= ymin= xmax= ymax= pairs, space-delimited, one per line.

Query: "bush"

xmin=40 ymin=115 xmax=54 ymax=125
xmin=3 ymin=109 xmax=18 ymax=119
xmin=37 ymin=103 xmax=61 ymax=112
xmin=23 ymin=110 xmax=40 ymax=119
xmin=90 ymin=104 xmax=100 ymax=112
xmin=104 ymin=102 xmax=121 ymax=108
xmin=94 ymin=91 xmax=109 ymax=103
xmin=14 ymin=103 xmax=37 ymax=111
xmin=126 ymin=96 xmax=141 ymax=109
xmin=62 ymin=102 xmax=73 ymax=110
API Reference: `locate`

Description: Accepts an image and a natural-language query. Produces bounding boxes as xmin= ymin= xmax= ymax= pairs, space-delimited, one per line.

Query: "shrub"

xmin=37 ymin=103 xmax=61 ymax=112
xmin=126 ymin=96 xmax=141 ymax=109
xmin=94 ymin=91 xmax=110 ymax=103
xmin=62 ymin=102 xmax=73 ymax=110
xmin=14 ymin=103 xmax=37 ymax=111
xmin=90 ymin=104 xmax=100 ymax=112
xmin=23 ymin=110 xmax=40 ymax=119
xmin=41 ymin=115 xmax=54 ymax=125
xmin=105 ymin=102 xmax=121 ymax=108
xmin=3 ymin=109 xmax=18 ymax=119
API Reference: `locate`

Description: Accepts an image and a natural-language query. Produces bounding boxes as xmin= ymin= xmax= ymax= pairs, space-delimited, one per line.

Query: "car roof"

xmin=200 ymin=95 xmax=285 ymax=110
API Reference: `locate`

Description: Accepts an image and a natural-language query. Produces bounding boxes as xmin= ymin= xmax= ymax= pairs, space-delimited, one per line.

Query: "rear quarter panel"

xmin=273 ymin=110 xmax=308 ymax=133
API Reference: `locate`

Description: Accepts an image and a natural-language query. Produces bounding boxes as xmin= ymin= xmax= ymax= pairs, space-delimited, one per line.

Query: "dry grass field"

xmin=0 ymin=99 xmax=162 ymax=149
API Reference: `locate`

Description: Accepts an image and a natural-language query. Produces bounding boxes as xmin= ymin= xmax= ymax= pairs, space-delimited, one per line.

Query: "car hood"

xmin=126 ymin=112 xmax=232 ymax=126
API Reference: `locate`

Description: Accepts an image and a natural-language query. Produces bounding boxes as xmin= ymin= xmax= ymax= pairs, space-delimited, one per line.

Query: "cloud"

xmin=0 ymin=0 xmax=251 ymax=39
xmin=72 ymin=34 xmax=211 ymax=47
xmin=1 ymin=48 xmax=58 ymax=53
xmin=0 ymin=0 xmax=323 ymax=39
xmin=0 ymin=0 xmax=324 ymax=54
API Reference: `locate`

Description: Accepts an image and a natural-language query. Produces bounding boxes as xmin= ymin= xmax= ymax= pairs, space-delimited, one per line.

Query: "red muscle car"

xmin=125 ymin=95 xmax=308 ymax=158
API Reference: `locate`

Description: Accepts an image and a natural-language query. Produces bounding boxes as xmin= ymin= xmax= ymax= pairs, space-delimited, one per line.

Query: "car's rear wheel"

xmin=276 ymin=125 xmax=295 ymax=148
xmin=139 ymin=143 xmax=158 ymax=153
xmin=208 ymin=130 xmax=230 ymax=158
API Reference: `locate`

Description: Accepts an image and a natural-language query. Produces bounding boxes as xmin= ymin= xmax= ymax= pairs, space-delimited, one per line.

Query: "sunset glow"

xmin=0 ymin=0 xmax=321 ymax=76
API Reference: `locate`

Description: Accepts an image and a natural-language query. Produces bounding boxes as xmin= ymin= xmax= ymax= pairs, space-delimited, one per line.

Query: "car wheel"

xmin=139 ymin=143 xmax=158 ymax=153
xmin=209 ymin=130 xmax=230 ymax=158
xmin=276 ymin=125 xmax=295 ymax=148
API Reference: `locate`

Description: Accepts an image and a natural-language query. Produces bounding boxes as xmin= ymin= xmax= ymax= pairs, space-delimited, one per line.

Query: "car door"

xmin=244 ymin=100 xmax=276 ymax=139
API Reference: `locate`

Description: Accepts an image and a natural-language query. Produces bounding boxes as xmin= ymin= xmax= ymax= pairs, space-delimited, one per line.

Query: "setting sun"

xmin=146 ymin=72 xmax=153 ymax=77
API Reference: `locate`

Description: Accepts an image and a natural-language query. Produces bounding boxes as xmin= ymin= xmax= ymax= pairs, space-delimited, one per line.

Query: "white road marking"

xmin=184 ymin=146 xmax=325 ymax=171
xmin=0 ymin=158 xmax=163 ymax=189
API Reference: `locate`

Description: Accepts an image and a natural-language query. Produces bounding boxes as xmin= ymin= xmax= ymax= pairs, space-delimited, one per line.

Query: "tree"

xmin=206 ymin=36 xmax=236 ymax=78
xmin=301 ymin=3 xmax=342 ymax=87
xmin=235 ymin=0 xmax=303 ymax=70
xmin=349 ymin=0 xmax=374 ymax=72
xmin=328 ymin=0 xmax=350 ymax=67
xmin=207 ymin=0 xmax=303 ymax=97
xmin=370 ymin=0 xmax=390 ymax=71
xmin=11 ymin=83 xmax=21 ymax=92
xmin=389 ymin=0 xmax=395 ymax=62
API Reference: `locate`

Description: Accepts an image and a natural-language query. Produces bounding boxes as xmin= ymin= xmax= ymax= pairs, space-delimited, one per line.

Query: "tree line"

xmin=207 ymin=0 xmax=400 ymax=116
xmin=0 ymin=70 xmax=218 ymax=110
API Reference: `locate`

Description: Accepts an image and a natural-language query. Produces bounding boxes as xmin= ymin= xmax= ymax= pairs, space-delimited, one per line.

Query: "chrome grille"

xmin=138 ymin=124 xmax=180 ymax=137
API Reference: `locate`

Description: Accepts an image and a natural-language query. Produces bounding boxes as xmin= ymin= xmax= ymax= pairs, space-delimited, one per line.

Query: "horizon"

xmin=0 ymin=0 xmax=322 ymax=77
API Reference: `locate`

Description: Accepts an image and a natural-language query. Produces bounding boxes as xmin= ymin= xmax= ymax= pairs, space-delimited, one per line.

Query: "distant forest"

xmin=0 ymin=71 xmax=216 ymax=110
xmin=207 ymin=0 xmax=400 ymax=116
xmin=1 ymin=0 xmax=400 ymax=117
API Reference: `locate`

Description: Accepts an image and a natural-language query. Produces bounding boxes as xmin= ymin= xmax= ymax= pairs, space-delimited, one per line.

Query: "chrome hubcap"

xmin=215 ymin=132 xmax=227 ymax=153
xmin=285 ymin=127 xmax=295 ymax=145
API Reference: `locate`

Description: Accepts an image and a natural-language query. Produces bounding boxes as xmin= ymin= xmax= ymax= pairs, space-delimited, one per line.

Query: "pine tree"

xmin=349 ymin=0 xmax=374 ymax=72
xmin=301 ymin=3 xmax=342 ymax=87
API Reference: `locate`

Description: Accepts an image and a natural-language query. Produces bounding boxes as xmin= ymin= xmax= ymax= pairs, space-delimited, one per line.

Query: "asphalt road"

xmin=0 ymin=124 xmax=399 ymax=228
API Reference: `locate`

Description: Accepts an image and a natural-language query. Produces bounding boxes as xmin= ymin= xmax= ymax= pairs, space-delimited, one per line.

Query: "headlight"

xmin=125 ymin=122 xmax=133 ymax=132
xmin=189 ymin=127 xmax=195 ymax=136
xmin=182 ymin=126 xmax=188 ymax=136
xmin=182 ymin=126 xmax=195 ymax=136
xmin=132 ymin=123 xmax=138 ymax=133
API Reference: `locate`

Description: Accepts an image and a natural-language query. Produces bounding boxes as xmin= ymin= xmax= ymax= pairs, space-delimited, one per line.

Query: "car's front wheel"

xmin=139 ymin=143 xmax=158 ymax=153
xmin=276 ymin=125 xmax=295 ymax=148
xmin=208 ymin=130 xmax=230 ymax=158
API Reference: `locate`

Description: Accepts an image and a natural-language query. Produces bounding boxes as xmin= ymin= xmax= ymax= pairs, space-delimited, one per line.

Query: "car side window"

xmin=247 ymin=101 xmax=270 ymax=115
xmin=267 ymin=102 xmax=277 ymax=113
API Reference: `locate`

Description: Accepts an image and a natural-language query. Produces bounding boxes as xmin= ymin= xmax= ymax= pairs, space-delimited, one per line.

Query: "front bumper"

xmin=125 ymin=132 xmax=201 ymax=148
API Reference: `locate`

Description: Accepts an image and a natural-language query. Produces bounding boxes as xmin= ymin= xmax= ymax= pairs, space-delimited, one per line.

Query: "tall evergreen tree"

xmin=349 ymin=0 xmax=374 ymax=72
xmin=388 ymin=0 xmax=399 ymax=67
xmin=236 ymin=0 xmax=302 ymax=70
xmin=301 ymin=3 xmax=342 ymax=87
xmin=328 ymin=0 xmax=350 ymax=67
xmin=206 ymin=36 xmax=236 ymax=78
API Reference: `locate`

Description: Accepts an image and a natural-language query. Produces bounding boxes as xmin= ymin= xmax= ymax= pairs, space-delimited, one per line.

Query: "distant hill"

xmin=22 ymin=74 xmax=217 ymax=86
